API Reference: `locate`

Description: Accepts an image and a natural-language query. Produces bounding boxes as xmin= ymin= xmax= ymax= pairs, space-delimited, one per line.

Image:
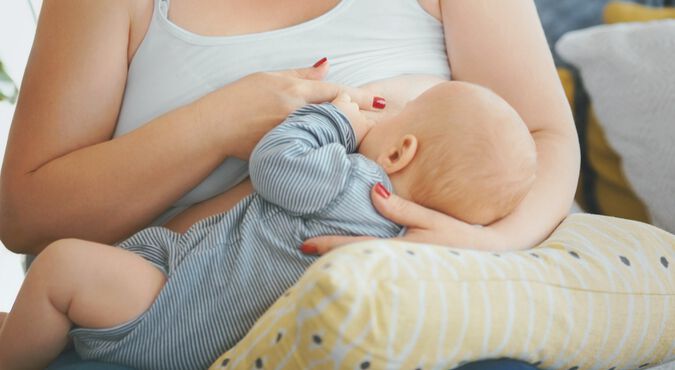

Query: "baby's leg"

xmin=0 ymin=238 xmax=166 ymax=370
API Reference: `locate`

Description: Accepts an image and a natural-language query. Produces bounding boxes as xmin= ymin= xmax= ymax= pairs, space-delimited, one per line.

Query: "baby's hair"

xmin=407 ymin=83 xmax=537 ymax=225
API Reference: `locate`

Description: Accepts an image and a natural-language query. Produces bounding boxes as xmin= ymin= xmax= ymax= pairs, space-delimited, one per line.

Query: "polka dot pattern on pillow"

xmin=210 ymin=214 xmax=674 ymax=370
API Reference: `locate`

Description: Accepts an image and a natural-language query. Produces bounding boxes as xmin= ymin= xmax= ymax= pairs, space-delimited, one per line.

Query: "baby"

xmin=0 ymin=81 xmax=536 ymax=370
xmin=356 ymin=81 xmax=536 ymax=225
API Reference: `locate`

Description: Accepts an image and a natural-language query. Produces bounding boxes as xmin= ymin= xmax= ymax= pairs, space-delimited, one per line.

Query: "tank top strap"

xmin=119 ymin=0 xmax=450 ymax=226
xmin=156 ymin=0 xmax=169 ymax=19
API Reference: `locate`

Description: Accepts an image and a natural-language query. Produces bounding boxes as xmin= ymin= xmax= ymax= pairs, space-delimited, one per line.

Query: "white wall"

xmin=0 ymin=0 xmax=42 ymax=312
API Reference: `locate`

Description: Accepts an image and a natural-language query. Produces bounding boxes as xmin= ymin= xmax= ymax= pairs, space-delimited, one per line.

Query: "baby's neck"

xmin=356 ymin=126 xmax=379 ymax=162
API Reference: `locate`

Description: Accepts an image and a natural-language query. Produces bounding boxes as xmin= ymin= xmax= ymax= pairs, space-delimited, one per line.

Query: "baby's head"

xmin=360 ymin=81 xmax=537 ymax=225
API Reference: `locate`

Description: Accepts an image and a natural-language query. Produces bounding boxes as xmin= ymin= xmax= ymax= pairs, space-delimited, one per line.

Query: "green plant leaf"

xmin=0 ymin=60 xmax=18 ymax=104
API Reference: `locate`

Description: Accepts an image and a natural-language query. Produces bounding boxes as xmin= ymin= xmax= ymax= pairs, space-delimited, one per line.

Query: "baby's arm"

xmin=0 ymin=240 xmax=165 ymax=370
xmin=164 ymin=96 xmax=373 ymax=233
xmin=330 ymin=93 xmax=375 ymax=146
xmin=249 ymin=102 xmax=361 ymax=216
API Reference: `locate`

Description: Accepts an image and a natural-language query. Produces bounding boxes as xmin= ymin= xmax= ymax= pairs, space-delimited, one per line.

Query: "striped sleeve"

xmin=249 ymin=103 xmax=357 ymax=216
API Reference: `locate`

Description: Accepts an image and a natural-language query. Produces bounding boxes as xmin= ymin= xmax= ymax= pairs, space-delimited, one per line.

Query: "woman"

xmin=0 ymin=0 xmax=579 ymax=369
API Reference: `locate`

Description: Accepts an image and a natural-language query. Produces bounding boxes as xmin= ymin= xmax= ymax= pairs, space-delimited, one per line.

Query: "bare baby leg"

xmin=0 ymin=239 xmax=166 ymax=370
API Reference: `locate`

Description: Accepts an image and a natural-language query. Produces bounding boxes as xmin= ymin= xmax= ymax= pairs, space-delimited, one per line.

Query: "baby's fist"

xmin=332 ymin=93 xmax=374 ymax=145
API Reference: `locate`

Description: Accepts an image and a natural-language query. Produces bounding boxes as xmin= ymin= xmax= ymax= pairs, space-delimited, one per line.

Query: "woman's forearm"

xmin=303 ymin=2 xmax=582 ymax=253
xmin=0 ymin=0 xmax=378 ymax=255
xmin=0 ymin=102 xmax=230 ymax=254
xmin=490 ymin=129 xmax=580 ymax=249
xmin=442 ymin=0 xmax=580 ymax=249
xmin=0 ymin=0 xmax=236 ymax=254
xmin=1 ymin=68 xmax=382 ymax=255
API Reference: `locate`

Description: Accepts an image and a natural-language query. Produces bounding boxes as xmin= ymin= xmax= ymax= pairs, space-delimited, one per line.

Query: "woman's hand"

xmin=306 ymin=1 xmax=581 ymax=256
xmin=0 ymin=29 xmax=382 ymax=254
xmin=303 ymin=184 xmax=522 ymax=255
xmin=438 ymin=1 xmax=579 ymax=248
xmin=195 ymin=59 xmax=386 ymax=160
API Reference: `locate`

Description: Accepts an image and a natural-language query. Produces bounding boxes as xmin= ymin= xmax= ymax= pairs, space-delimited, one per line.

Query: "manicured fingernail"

xmin=300 ymin=244 xmax=319 ymax=255
xmin=372 ymin=97 xmax=386 ymax=109
xmin=374 ymin=182 xmax=391 ymax=199
xmin=313 ymin=57 xmax=328 ymax=68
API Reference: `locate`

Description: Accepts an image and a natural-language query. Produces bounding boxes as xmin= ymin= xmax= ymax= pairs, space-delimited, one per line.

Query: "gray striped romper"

xmin=69 ymin=104 xmax=403 ymax=370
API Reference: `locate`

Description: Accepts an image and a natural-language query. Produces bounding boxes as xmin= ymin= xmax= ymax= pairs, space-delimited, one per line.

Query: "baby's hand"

xmin=332 ymin=93 xmax=375 ymax=145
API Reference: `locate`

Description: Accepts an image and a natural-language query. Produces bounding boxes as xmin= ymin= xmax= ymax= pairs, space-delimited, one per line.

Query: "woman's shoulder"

xmin=38 ymin=0 xmax=151 ymax=63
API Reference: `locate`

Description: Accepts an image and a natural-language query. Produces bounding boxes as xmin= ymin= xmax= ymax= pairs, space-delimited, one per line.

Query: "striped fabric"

xmin=69 ymin=104 xmax=402 ymax=370
xmin=211 ymin=214 xmax=674 ymax=370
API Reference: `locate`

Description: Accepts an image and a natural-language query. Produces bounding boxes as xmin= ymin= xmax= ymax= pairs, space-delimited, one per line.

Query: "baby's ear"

xmin=377 ymin=135 xmax=418 ymax=175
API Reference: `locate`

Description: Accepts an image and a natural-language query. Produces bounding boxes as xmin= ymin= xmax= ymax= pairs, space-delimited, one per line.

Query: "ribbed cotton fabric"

xmin=114 ymin=0 xmax=451 ymax=225
xmin=70 ymin=104 xmax=403 ymax=370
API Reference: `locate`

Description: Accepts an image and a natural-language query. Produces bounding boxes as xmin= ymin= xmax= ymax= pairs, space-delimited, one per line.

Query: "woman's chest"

xmin=166 ymin=0 xmax=441 ymax=37
xmin=121 ymin=0 xmax=451 ymax=142
xmin=122 ymin=0 xmax=451 ymax=121
xmin=129 ymin=0 xmax=442 ymax=60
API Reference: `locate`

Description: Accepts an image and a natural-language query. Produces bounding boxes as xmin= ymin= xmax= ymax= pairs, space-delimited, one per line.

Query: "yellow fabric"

xmin=211 ymin=214 xmax=674 ymax=370
xmin=586 ymin=110 xmax=650 ymax=222
xmin=207 ymin=8 xmax=675 ymax=368
xmin=558 ymin=68 xmax=575 ymax=110
xmin=604 ymin=1 xmax=675 ymax=24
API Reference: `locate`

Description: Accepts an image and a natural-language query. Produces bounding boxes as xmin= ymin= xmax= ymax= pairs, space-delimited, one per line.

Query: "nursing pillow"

xmin=210 ymin=214 xmax=674 ymax=370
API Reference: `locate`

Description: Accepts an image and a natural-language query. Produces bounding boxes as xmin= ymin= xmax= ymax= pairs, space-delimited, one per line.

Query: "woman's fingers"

xmin=301 ymin=183 xmax=462 ymax=256
xmin=299 ymin=183 xmax=509 ymax=255
xmin=391 ymin=228 xmax=453 ymax=246
xmin=277 ymin=57 xmax=386 ymax=111
xmin=278 ymin=58 xmax=387 ymax=111
xmin=301 ymin=236 xmax=376 ymax=255
xmin=370 ymin=184 xmax=447 ymax=230
xmin=278 ymin=58 xmax=330 ymax=80
xmin=310 ymin=82 xmax=385 ymax=112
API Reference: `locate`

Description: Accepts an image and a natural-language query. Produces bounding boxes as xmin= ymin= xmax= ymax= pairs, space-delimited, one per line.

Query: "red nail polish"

xmin=300 ymin=244 xmax=319 ymax=255
xmin=313 ymin=57 xmax=328 ymax=68
xmin=374 ymin=182 xmax=391 ymax=199
xmin=372 ymin=97 xmax=386 ymax=109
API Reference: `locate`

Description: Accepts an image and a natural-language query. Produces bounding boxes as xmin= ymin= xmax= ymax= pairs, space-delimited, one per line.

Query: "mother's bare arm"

xmin=0 ymin=0 xmax=382 ymax=255
xmin=304 ymin=0 xmax=580 ymax=253
xmin=441 ymin=0 xmax=580 ymax=248
xmin=0 ymin=0 xmax=237 ymax=254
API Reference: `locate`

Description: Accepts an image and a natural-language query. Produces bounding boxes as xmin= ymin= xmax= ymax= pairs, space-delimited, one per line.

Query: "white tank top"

xmin=115 ymin=0 xmax=451 ymax=225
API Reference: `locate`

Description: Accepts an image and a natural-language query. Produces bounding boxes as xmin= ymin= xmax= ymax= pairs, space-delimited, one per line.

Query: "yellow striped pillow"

xmin=210 ymin=214 xmax=674 ymax=370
